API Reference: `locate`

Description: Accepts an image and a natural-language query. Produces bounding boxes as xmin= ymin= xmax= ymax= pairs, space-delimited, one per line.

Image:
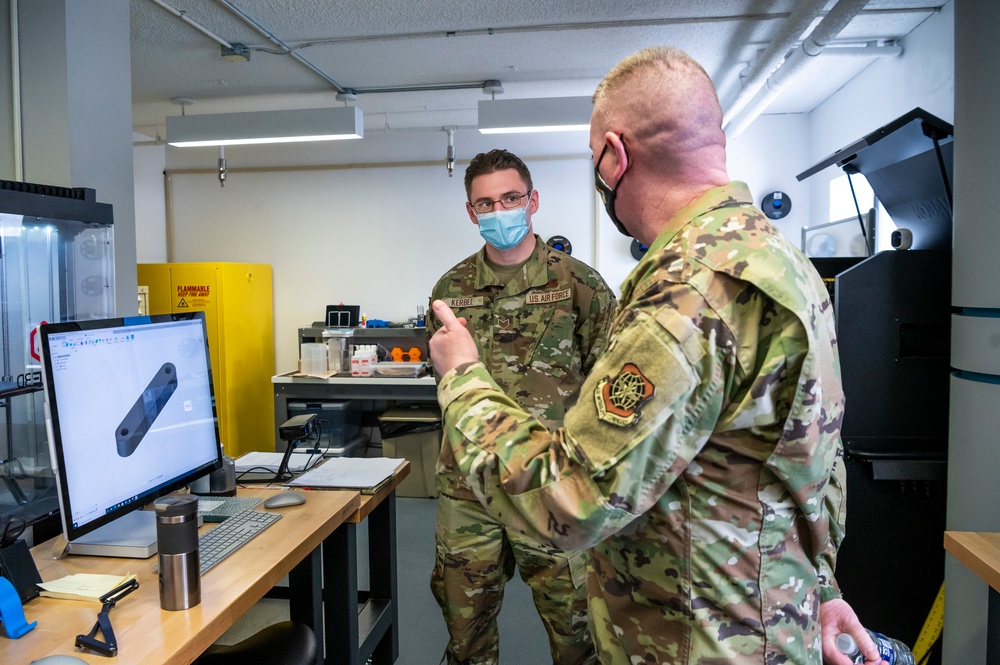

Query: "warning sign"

xmin=177 ymin=285 xmax=211 ymax=297
xmin=176 ymin=285 xmax=211 ymax=311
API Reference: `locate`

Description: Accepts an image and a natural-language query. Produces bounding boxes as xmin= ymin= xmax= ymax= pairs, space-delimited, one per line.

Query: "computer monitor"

xmin=39 ymin=312 xmax=222 ymax=558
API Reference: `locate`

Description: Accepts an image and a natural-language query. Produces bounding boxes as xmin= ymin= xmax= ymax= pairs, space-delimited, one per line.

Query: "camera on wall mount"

xmin=890 ymin=228 xmax=913 ymax=250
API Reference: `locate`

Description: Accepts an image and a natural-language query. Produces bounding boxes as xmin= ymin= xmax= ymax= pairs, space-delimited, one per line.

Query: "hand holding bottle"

xmin=837 ymin=630 xmax=914 ymax=665
xmin=821 ymin=598 xmax=886 ymax=664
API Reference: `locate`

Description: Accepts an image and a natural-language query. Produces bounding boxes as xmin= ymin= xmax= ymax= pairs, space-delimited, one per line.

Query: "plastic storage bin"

xmin=378 ymin=405 xmax=441 ymax=498
xmin=285 ymin=400 xmax=361 ymax=455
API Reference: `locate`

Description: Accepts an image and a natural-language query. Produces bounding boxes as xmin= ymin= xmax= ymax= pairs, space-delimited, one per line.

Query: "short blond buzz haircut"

xmin=592 ymin=47 xmax=711 ymax=107
xmin=591 ymin=47 xmax=724 ymax=161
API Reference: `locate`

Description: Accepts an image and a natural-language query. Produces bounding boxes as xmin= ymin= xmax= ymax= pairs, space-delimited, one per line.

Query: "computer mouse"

xmin=31 ymin=656 xmax=88 ymax=665
xmin=263 ymin=490 xmax=307 ymax=508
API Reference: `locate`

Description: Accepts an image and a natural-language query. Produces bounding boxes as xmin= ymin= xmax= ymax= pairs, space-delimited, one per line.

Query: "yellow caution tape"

xmin=911 ymin=581 xmax=945 ymax=664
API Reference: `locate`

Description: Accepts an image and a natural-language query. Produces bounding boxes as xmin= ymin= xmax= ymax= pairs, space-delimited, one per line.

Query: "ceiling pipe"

xmin=212 ymin=0 xmax=349 ymax=94
xmin=820 ymin=43 xmax=902 ymax=57
xmin=354 ymin=81 xmax=500 ymax=94
xmin=150 ymin=1 xmax=502 ymax=100
xmin=149 ymin=0 xmax=233 ymax=49
xmin=725 ymin=0 xmax=874 ymax=139
xmin=722 ymin=0 xmax=829 ymax=128
xmin=210 ymin=1 xmax=502 ymax=98
xmin=268 ymin=7 xmax=940 ymax=49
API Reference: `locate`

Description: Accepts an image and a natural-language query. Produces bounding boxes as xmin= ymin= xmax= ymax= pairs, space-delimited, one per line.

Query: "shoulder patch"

xmin=594 ymin=363 xmax=655 ymax=427
xmin=442 ymin=296 xmax=485 ymax=308
xmin=526 ymin=288 xmax=572 ymax=305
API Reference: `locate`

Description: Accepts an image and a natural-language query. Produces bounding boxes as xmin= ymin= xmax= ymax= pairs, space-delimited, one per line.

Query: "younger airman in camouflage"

xmin=429 ymin=50 xmax=883 ymax=665
xmin=427 ymin=149 xmax=616 ymax=665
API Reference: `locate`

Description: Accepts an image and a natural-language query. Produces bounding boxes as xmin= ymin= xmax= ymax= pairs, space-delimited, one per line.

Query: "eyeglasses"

xmin=469 ymin=190 xmax=532 ymax=214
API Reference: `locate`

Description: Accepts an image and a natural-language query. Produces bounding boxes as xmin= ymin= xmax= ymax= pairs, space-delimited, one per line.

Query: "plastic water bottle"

xmin=836 ymin=629 xmax=915 ymax=665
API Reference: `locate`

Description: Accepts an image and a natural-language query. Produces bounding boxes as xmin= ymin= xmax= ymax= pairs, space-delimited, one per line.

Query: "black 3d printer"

xmin=797 ymin=108 xmax=953 ymax=664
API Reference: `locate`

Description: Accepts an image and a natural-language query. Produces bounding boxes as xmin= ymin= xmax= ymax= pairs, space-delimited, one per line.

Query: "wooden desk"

xmin=322 ymin=461 xmax=409 ymax=665
xmin=1 ymin=488 xmax=360 ymax=665
xmin=944 ymin=531 xmax=1000 ymax=663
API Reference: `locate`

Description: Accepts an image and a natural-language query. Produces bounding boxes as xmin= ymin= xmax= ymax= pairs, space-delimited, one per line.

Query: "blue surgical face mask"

xmin=476 ymin=207 xmax=530 ymax=251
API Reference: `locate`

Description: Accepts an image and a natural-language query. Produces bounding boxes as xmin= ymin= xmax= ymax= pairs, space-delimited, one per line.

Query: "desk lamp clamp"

xmin=75 ymin=578 xmax=139 ymax=657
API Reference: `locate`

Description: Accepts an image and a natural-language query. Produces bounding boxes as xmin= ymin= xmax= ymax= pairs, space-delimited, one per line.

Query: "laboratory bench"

xmin=271 ymin=372 xmax=437 ymax=447
xmin=271 ymin=372 xmax=440 ymax=499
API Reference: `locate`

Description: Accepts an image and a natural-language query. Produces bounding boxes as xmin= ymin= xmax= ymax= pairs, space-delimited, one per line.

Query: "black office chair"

xmin=193 ymin=621 xmax=317 ymax=665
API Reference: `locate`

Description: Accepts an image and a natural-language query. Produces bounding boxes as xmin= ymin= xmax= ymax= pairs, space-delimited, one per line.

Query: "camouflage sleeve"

xmin=819 ymin=450 xmax=846 ymax=602
xmin=576 ymin=279 xmax=617 ymax=376
xmin=437 ymin=305 xmax=715 ymax=550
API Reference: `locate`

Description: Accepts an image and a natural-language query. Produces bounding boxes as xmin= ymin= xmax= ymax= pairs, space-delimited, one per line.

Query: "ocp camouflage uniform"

xmin=428 ymin=234 xmax=616 ymax=665
xmin=436 ymin=183 xmax=846 ymax=665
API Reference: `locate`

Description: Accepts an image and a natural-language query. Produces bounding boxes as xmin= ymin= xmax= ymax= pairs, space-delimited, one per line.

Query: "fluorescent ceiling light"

xmin=478 ymin=97 xmax=593 ymax=134
xmin=167 ymin=107 xmax=363 ymax=147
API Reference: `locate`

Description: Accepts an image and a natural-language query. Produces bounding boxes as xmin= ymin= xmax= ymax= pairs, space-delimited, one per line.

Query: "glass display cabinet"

xmin=0 ymin=181 xmax=114 ymax=543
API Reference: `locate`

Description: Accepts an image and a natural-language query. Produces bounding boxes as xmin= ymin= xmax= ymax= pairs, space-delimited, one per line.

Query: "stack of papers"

xmin=287 ymin=457 xmax=403 ymax=491
xmin=235 ymin=451 xmax=320 ymax=473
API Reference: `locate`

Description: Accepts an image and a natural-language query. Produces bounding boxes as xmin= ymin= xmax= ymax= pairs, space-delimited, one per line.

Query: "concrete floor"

xmin=221 ymin=496 xmax=553 ymax=664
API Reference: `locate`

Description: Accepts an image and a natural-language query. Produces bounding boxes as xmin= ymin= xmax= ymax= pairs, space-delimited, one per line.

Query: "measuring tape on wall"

xmin=911 ymin=581 xmax=945 ymax=664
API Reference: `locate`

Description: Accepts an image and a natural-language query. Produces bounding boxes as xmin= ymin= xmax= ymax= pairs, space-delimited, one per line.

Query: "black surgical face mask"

xmin=594 ymin=137 xmax=631 ymax=237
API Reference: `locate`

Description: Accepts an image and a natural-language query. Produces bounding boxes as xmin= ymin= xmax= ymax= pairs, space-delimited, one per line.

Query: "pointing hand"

xmin=429 ymin=300 xmax=479 ymax=376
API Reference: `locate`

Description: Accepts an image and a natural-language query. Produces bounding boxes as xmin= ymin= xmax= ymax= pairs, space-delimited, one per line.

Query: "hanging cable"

xmin=844 ymin=165 xmax=872 ymax=256
xmin=930 ymin=136 xmax=953 ymax=211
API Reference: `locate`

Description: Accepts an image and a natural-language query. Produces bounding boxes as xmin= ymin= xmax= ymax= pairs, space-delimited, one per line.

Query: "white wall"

xmin=133 ymin=5 xmax=954 ymax=390
xmin=134 ymin=143 xmax=167 ymax=263
xmin=137 ymin=114 xmax=811 ymax=373
xmin=805 ymin=2 xmax=954 ymax=227
xmin=726 ymin=113 xmax=813 ymax=249
xmin=164 ymin=156 xmax=597 ymax=371
xmin=946 ymin=0 xmax=999 ymax=662
xmin=18 ymin=0 xmax=137 ymax=315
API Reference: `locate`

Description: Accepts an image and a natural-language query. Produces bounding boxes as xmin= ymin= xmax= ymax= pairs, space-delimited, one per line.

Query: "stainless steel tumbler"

xmin=154 ymin=495 xmax=200 ymax=611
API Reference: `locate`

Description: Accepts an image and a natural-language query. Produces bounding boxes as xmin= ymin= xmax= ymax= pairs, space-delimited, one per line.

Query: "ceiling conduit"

xmin=152 ymin=0 xmax=499 ymax=98
xmin=725 ymin=0 xmax=874 ymax=139
xmin=212 ymin=0 xmax=350 ymax=94
xmin=722 ymin=0 xmax=829 ymax=129
xmin=149 ymin=0 xmax=233 ymax=49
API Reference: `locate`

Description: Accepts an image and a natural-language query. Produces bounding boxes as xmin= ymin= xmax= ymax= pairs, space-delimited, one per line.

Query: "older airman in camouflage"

xmin=429 ymin=49 xmax=883 ymax=665
xmin=427 ymin=149 xmax=616 ymax=665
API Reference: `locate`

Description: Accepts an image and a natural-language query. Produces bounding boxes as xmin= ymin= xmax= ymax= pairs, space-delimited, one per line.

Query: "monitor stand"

xmin=65 ymin=510 xmax=158 ymax=559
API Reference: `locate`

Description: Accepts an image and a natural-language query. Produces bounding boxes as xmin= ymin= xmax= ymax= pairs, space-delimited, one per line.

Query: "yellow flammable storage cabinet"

xmin=137 ymin=263 xmax=274 ymax=458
